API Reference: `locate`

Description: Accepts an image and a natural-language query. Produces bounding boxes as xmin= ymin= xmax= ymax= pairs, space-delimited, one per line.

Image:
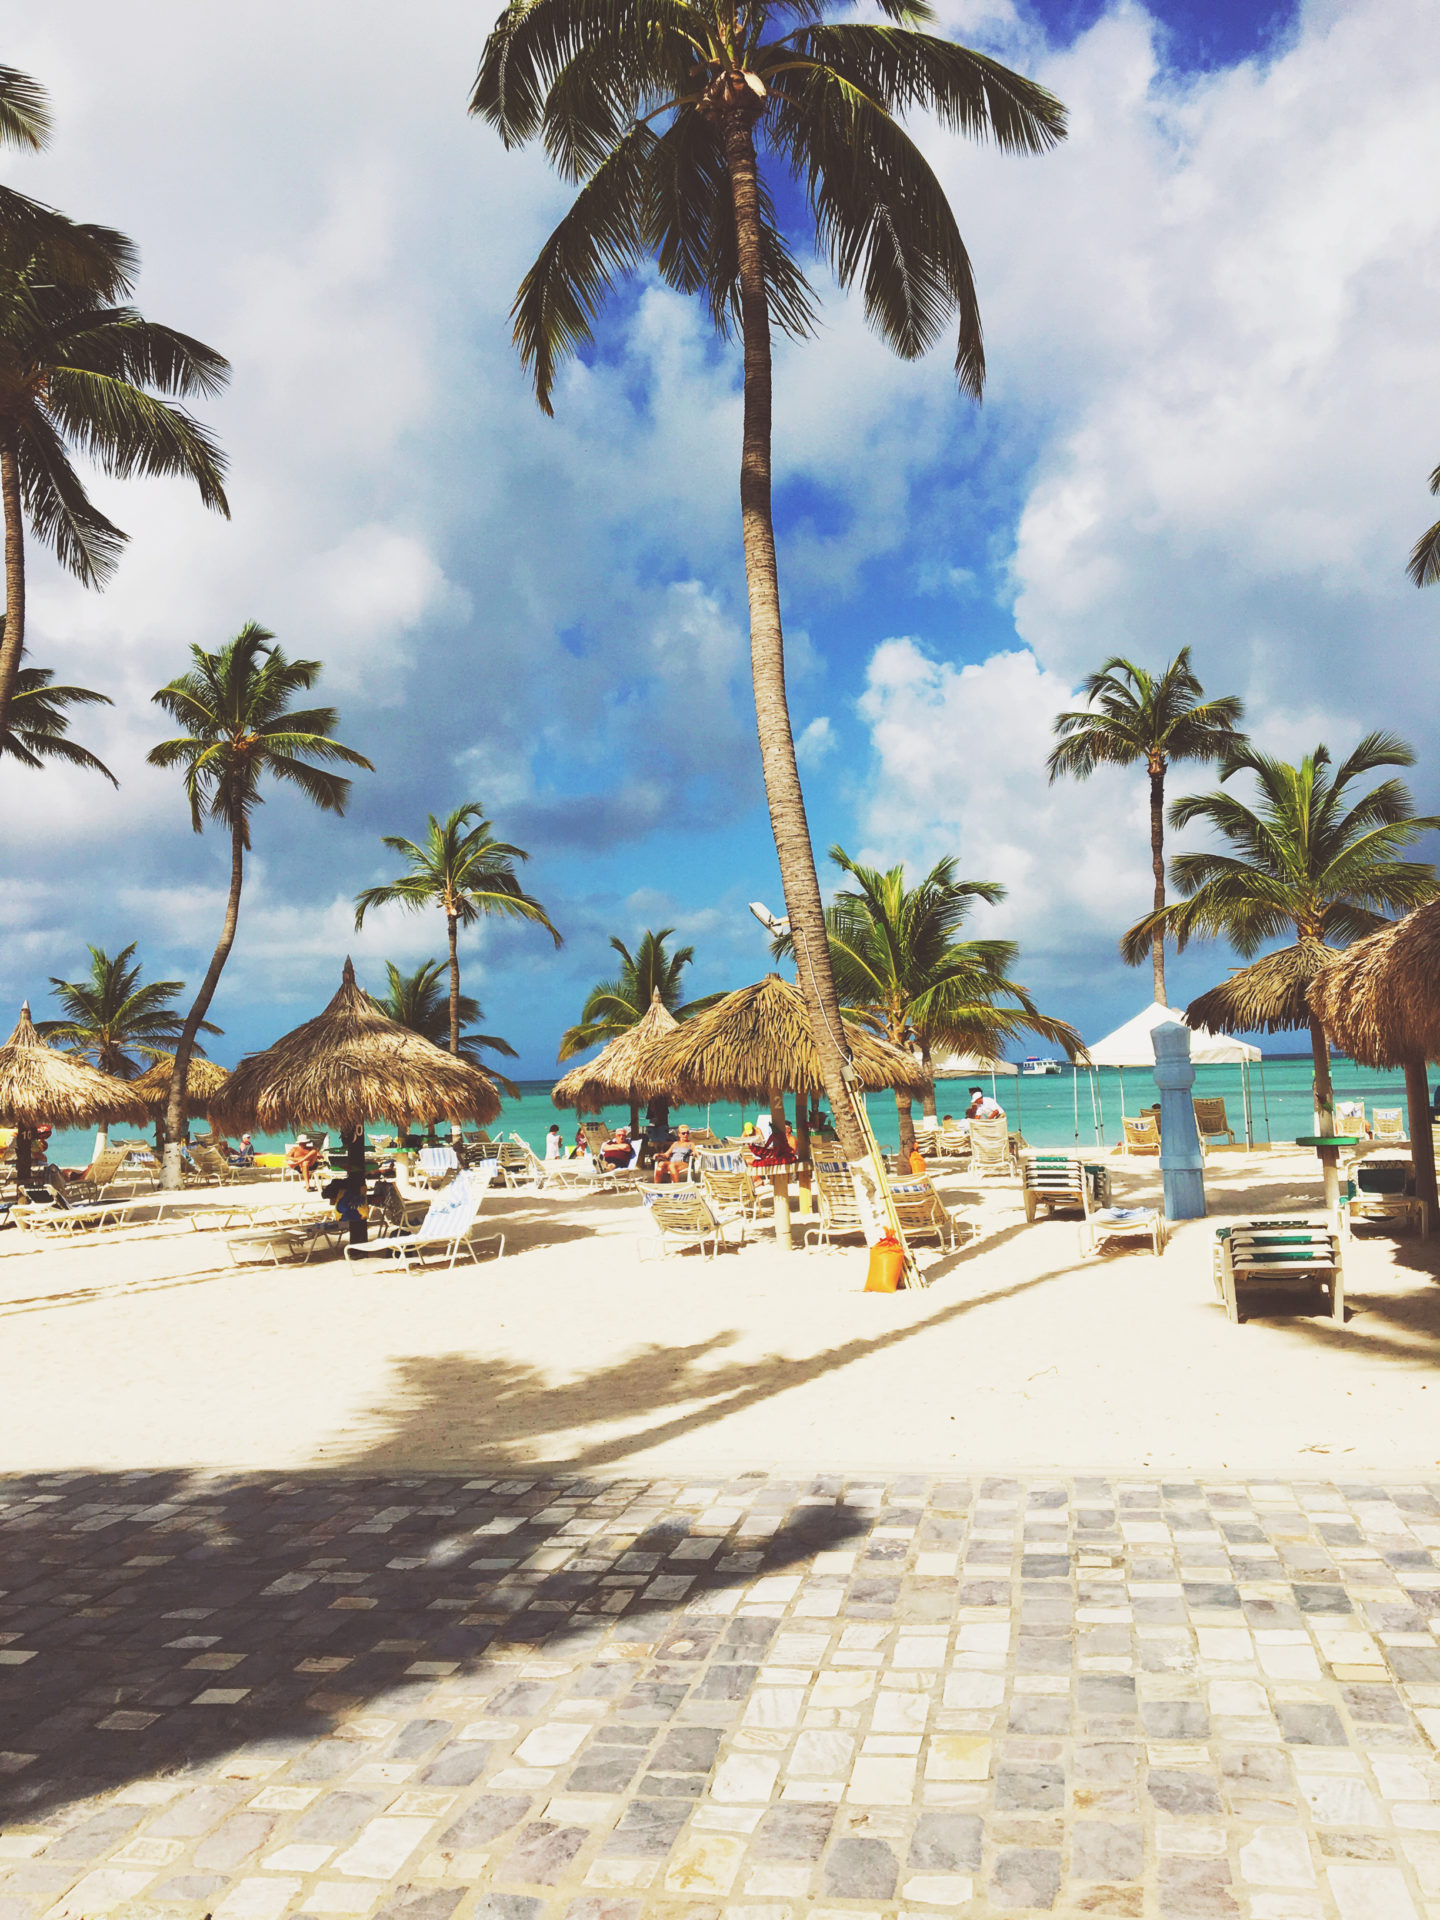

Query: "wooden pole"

xmin=1404 ymin=1054 xmax=1437 ymax=1221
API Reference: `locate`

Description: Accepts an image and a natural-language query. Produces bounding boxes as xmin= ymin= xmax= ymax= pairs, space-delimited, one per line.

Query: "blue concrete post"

xmin=1152 ymin=1019 xmax=1207 ymax=1221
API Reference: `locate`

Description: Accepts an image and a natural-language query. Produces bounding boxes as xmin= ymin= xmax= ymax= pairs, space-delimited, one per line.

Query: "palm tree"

xmin=377 ymin=958 xmax=521 ymax=1096
xmin=785 ymin=847 xmax=1081 ymax=1152
xmin=354 ymin=803 xmax=561 ymax=1064
xmin=1406 ymin=462 xmax=1440 ymax=586
xmin=473 ymin=0 xmax=1065 ymax=1168
xmin=0 ymin=200 xmax=230 ymax=742
xmin=559 ymin=926 xmax=722 ymax=1130
xmin=1121 ymin=732 xmax=1440 ymax=1202
xmin=0 ymin=66 xmax=130 ymax=285
xmin=1048 ymin=649 xmax=1245 ymax=1006
xmin=37 ymin=942 xmax=219 ymax=1157
xmin=0 ymin=648 xmax=116 ymax=784
xmin=148 ymin=623 xmax=373 ymax=1188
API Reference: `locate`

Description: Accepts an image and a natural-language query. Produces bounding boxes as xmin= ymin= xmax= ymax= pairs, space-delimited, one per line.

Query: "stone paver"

xmin=0 ymin=1472 xmax=1438 ymax=1916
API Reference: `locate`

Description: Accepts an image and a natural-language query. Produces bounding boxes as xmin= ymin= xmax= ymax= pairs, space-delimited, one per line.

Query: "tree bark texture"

xmin=920 ymin=1037 xmax=938 ymax=1122
xmin=0 ymin=439 xmax=26 ymax=742
xmin=1149 ymin=763 xmax=1167 ymax=1007
xmin=720 ymin=107 xmax=868 ymax=1170
xmin=162 ymin=819 xmax=245 ymax=1189
xmin=344 ymin=1127 xmax=369 ymax=1244
xmin=1308 ymin=1012 xmax=1339 ymax=1212
xmin=1404 ymin=1053 xmax=1438 ymax=1219
xmin=447 ymin=912 xmax=461 ymax=1055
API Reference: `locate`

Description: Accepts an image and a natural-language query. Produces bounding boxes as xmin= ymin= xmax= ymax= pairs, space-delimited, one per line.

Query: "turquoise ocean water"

xmin=40 ymin=1056 xmax=1429 ymax=1170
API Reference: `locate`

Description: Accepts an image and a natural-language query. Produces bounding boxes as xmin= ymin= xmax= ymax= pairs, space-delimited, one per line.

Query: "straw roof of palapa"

xmin=1308 ymin=903 xmax=1440 ymax=1067
xmin=629 ymin=973 xmax=928 ymax=1102
xmin=552 ymin=989 xmax=679 ymax=1112
xmin=1185 ymin=941 xmax=1336 ymax=1038
xmin=0 ymin=1004 xmax=149 ymax=1127
xmin=128 ymin=1054 xmax=231 ymax=1115
xmin=211 ymin=958 xmax=502 ymax=1134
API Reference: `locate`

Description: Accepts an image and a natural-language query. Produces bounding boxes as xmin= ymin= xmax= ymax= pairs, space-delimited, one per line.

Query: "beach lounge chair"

xmin=12 ymin=1189 xmax=175 ymax=1240
xmin=803 ymin=1162 xmax=866 ymax=1251
xmin=967 ymin=1116 xmax=1013 ymax=1179
xmin=60 ymin=1145 xmax=139 ymax=1203
xmin=1372 ymin=1108 xmax=1407 ymax=1142
xmin=886 ymin=1175 xmax=962 ymax=1250
xmin=1342 ymin=1156 xmax=1429 ymax=1239
xmin=1079 ymin=1183 xmax=1166 ymax=1257
xmin=1192 ymin=1097 xmax=1237 ymax=1148
xmin=495 ymin=1140 xmax=537 ymax=1187
xmin=641 ymin=1188 xmax=745 ymax=1259
xmin=700 ymin=1154 xmax=763 ymax=1223
xmin=544 ymin=1151 xmax=618 ymax=1194
xmin=1214 ymin=1217 xmax=1344 ymax=1323
xmin=1120 ymin=1115 xmax=1161 ymax=1156
xmin=223 ymin=1204 xmax=350 ymax=1266
xmin=344 ymin=1165 xmax=503 ymax=1271
xmin=188 ymin=1142 xmax=242 ymax=1187
xmin=418 ymin=1144 xmax=460 ymax=1184
xmin=582 ymin=1122 xmax=610 ymax=1157
xmin=1021 ymin=1151 xmax=1111 ymax=1222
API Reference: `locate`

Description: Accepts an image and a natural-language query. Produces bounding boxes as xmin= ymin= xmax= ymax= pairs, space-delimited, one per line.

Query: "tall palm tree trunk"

xmin=162 ymin=820 xmax=244 ymax=1190
xmin=0 ymin=438 xmax=26 ymax=740
xmin=446 ymin=912 xmax=461 ymax=1055
xmin=919 ymin=1037 xmax=938 ymax=1123
xmin=1149 ymin=763 xmax=1167 ymax=1006
xmin=720 ymin=106 xmax=867 ymax=1171
xmin=1307 ymin=1011 xmax=1339 ymax=1211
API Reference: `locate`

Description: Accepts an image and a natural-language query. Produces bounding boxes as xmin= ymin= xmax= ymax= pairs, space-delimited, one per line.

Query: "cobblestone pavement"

xmin=2 ymin=1472 xmax=1440 ymax=1919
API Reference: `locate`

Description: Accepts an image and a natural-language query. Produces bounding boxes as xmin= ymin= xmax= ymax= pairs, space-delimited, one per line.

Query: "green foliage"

xmin=1120 ymin=733 xmax=1440 ymax=964
xmin=0 ymin=64 xmax=51 ymax=150
xmin=354 ymin=802 xmax=560 ymax=945
xmin=0 ymin=218 xmax=229 ymax=588
xmin=558 ymin=926 xmax=720 ymax=1059
xmin=377 ymin=958 xmax=521 ymax=1094
xmin=783 ymin=847 xmax=1080 ymax=1061
xmin=472 ymin=0 xmax=1066 ymax=412
xmin=1406 ymin=463 xmax=1440 ymax=587
xmin=148 ymin=622 xmax=372 ymax=843
xmin=0 ymin=646 xmax=115 ymax=784
xmin=1047 ymin=648 xmax=1245 ymax=783
xmin=38 ymin=942 xmax=218 ymax=1078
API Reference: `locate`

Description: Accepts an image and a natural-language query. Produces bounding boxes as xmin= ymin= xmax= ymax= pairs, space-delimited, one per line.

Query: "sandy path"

xmin=0 ymin=1149 xmax=1436 ymax=1477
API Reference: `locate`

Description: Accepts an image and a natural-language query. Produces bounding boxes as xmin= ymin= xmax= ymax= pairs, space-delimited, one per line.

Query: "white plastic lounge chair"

xmin=1021 ymin=1151 xmax=1111 ymax=1222
xmin=967 ymin=1116 xmax=1013 ymax=1178
xmin=1371 ymin=1108 xmax=1407 ymax=1142
xmin=344 ymin=1165 xmax=503 ymax=1271
xmin=12 ymin=1190 xmax=174 ymax=1239
xmin=224 ymin=1208 xmax=350 ymax=1266
xmin=1079 ymin=1187 xmax=1166 ymax=1257
xmin=417 ymin=1144 xmax=460 ymax=1183
xmin=543 ymin=1152 xmax=618 ymax=1194
xmin=700 ymin=1153 xmax=763 ymax=1222
xmin=886 ymin=1175 xmax=962 ymax=1250
xmin=803 ymin=1162 xmax=865 ymax=1251
xmin=640 ymin=1188 xmax=745 ymax=1259
xmin=1214 ymin=1217 xmax=1343 ymax=1322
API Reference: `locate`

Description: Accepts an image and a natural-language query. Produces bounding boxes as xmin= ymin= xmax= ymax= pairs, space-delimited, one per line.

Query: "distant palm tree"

xmin=354 ymin=803 xmax=561 ymax=1062
xmin=149 ymin=623 xmax=372 ymax=1188
xmin=1048 ymin=649 xmax=1245 ymax=1005
xmin=377 ymin=958 xmax=521 ymax=1096
xmin=785 ymin=848 xmax=1081 ymax=1152
xmin=0 ymin=184 xmax=229 ymax=740
xmin=558 ymin=928 xmax=718 ymax=1060
xmin=0 ymin=634 xmax=115 ymax=783
xmin=38 ymin=942 xmax=219 ymax=1157
xmin=1121 ymin=732 xmax=1440 ymax=1195
xmin=473 ymin=0 xmax=1066 ymax=1168
xmin=1406 ymin=462 xmax=1440 ymax=586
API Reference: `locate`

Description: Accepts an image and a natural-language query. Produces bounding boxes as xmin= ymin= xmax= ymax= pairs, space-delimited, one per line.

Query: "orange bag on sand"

xmin=865 ymin=1234 xmax=905 ymax=1292
xmin=908 ymin=1147 xmax=927 ymax=1175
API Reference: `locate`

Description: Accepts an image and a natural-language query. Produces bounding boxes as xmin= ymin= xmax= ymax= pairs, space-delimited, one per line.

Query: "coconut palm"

xmin=148 ymin=623 xmax=373 ymax=1188
xmin=1048 ymin=650 xmax=1245 ymax=1006
xmin=377 ymin=957 xmax=521 ymax=1096
xmin=1121 ymin=732 xmax=1440 ymax=1196
xmin=354 ymin=803 xmax=561 ymax=1063
xmin=0 ymin=648 xmax=116 ymax=784
xmin=781 ymin=847 xmax=1081 ymax=1151
xmin=0 ymin=195 xmax=230 ymax=740
xmin=0 ymin=66 xmax=131 ymax=285
xmin=37 ymin=942 xmax=219 ymax=1157
xmin=1406 ymin=462 xmax=1440 ymax=586
xmin=558 ymin=927 xmax=719 ymax=1060
xmin=473 ymin=0 xmax=1065 ymax=1167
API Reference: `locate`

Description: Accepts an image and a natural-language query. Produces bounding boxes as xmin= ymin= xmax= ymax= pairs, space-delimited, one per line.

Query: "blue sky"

xmin=2 ymin=0 xmax=1437 ymax=1076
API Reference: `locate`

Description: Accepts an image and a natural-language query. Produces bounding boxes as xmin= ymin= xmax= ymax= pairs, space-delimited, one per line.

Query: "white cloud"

xmin=796 ymin=716 xmax=837 ymax=768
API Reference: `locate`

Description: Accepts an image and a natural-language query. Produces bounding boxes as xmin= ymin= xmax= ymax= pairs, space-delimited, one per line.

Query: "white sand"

xmin=1 ymin=1149 xmax=1436 ymax=1478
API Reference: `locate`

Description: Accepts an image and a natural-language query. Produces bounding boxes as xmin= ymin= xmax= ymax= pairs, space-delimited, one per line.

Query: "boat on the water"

xmin=1021 ymin=1056 xmax=1062 ymax=1076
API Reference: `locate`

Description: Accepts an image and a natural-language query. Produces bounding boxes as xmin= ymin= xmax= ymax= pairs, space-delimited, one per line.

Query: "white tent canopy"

xmin=1086 ymin=1002 xmax=1260 ymax=1068
xmin=930 ymin=1049 xmax=1020 ymax=1077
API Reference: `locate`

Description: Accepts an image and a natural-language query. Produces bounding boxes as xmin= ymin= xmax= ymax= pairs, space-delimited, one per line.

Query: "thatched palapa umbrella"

xmin=1308 ymin=906 xmax=1440 ymax=1214
xmin=632 ymin=974 xmax=926 ymax=1249
xmin=211 ymin=960 xmax=503 ymax=1239
xmin=129 ymin=1054 xmax=231 ymax=1150
xmin=0 ymin=1003 xmax=148 ymax=1182
xmin=552 ymin=989 xmax=679 ymax=1131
